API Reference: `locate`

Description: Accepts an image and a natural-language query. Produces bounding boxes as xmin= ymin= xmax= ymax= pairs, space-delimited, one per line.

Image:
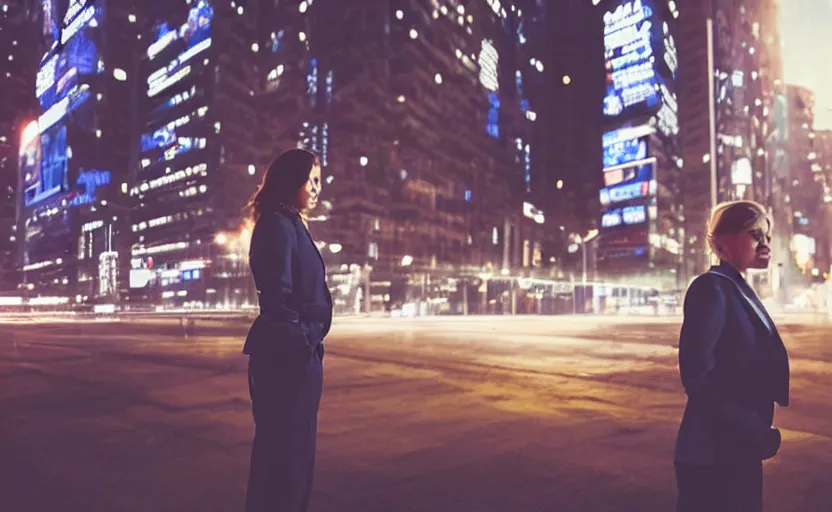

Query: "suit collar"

xmin=709 ymin=263 xmax=774 ymax=335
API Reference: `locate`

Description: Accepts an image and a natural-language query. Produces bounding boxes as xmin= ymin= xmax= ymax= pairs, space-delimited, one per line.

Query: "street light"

xmin=401 ymin=255 xmax=413 ymax=266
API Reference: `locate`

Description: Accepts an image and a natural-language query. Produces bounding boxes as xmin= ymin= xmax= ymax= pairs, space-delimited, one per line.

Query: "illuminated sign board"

xmin=62 ymin=5 xmax=96 ymax=45
xmin=602 ymin=0 xmax=676 ymax=122
xmin=26 ymin=123 xmax=68 ymax=206
xmin=600 ymin=180 xmax=651 ymax=206
xmin=602 ymin=125 xmax=652 ymax=168
xmin=71 ymin=170 xmax=111 ymax=206
xmin=147 ymin=0 xmax=214 ymax=60
xmin=602 ymin=158 xmax=654 ymax=187
xmin=36 ymin=54 xmax=58 ymax=98
xmin=601 ymin=205 xmax=648 ymax=228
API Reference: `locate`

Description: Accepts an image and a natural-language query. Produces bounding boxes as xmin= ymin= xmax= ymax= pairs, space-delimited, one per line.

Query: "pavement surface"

xmin=0 ymin=314 xmax=830 ymax=511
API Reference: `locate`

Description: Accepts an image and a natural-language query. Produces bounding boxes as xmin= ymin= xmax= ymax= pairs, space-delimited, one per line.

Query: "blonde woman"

xmin=674 ymin=200 xmax=790 ymax=511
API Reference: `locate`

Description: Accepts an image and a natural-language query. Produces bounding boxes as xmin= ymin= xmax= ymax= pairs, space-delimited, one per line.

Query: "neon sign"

xmin=600 ymin=180 xmax=650 ymax=206
xmin=603 ymin=126 xmax=650 ymax=168
xmin=601 ymin=205 xmax=647 ymax=228
xmin=602 ymin=0 xmax=676 ymax=120
xmin=36 ymin=54 xmax=58 ymax=98
xmin=62 ymin=5 xmax=96 ymax=45
xmin=147 ymin=0 xmax=214 ymax=60
xmin=71 ymin=170 xmax=112 ymax=206
xmin=602 ymin=159 xmax=654 ymax=187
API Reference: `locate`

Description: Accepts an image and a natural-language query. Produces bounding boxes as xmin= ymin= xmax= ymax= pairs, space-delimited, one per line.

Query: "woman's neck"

xmin=720 ymin=259 xmax=747 ymax=276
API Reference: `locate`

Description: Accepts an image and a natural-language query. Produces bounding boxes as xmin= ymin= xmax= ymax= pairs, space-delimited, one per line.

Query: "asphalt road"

xmin=0 ymin=315 xmax=830 ymax=511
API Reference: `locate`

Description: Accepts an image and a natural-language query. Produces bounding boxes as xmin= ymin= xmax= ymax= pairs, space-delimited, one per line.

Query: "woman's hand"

xmin=761 ymin=427 xmax=781 ymax=460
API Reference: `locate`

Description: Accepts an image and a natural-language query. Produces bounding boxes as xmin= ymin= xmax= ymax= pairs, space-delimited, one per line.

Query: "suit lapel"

xmin=299 ymin=222 xmax=333 ymax=308
xmin=708 ymin=269 xmax=773 ymax=335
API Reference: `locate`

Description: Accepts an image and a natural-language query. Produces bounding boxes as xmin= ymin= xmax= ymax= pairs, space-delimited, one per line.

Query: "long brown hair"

xmin=246 ymin=148 xmax=320 ymax=221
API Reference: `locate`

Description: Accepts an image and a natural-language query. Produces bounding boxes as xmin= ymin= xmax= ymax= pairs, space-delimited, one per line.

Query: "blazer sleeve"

xmin=678 ymin=275 xmax=769 ymax=444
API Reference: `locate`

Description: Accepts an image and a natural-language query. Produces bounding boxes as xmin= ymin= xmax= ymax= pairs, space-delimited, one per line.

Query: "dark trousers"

xmin=675 ymin=461 xmax=763 ymax=512
xmin=245 ymin=345 xmax=323 ymax=512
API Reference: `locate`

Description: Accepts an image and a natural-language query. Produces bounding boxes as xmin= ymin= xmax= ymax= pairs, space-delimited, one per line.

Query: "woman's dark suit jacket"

xmin=675 ymin=262 xmax=790 ymax=464
xmin=243 ymin=207 xmax=332 ymax=357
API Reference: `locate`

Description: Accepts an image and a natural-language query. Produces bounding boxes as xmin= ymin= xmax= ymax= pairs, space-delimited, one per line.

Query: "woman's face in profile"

xmin=296 ymin=163 xmax=322 ymax=212
xmin=720 ymin=218 xmax=772 ymax=271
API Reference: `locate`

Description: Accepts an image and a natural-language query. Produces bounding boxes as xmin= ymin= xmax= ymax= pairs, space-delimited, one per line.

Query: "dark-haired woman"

xmin=674 ymin=200 xmax=790 ymax=512
xmin=243 ymin=148 xmax=332 ymax=512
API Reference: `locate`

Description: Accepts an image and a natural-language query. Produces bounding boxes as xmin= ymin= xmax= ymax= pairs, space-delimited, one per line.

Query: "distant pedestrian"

xmin=673 ymin=200 xmax=790 ymax=512
xmin=243 ymin=149 xmax=332 ymax=512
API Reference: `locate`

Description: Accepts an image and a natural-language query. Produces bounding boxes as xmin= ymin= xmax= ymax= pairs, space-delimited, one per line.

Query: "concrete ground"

xmin=0 ymin=314 xmax=830 ymax=511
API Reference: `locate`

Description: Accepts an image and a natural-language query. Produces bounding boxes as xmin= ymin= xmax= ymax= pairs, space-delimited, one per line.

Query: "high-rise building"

xmin=0 ymin=0 xmax=42 ymax=293
xmin=18 ymin=0 xmax=145 ymax=307
xmin=596 ymin=0 xmax=683 ymax=291
xmin=126 ymin=0 xmax=261 ymax=308
xmin=251 ymin=0 xmax=549 ymax=313
xmin=785 ymin=84 xmax=826 ymax=281
xmin=677 ymin=0 xmax=786 ymax=288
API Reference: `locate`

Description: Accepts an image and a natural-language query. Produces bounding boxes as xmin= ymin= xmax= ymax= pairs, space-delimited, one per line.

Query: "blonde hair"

xmin=706 ymin=200 xmax=769 ymax=261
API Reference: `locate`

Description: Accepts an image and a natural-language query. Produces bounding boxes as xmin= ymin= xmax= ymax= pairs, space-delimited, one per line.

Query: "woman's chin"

xmin=752 ymin=256 xmax=771 ymax=269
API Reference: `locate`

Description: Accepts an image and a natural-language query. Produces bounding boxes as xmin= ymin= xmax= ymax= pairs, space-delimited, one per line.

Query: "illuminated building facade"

xmin=1 ymin=0 xmax=42 ymax=292
xmin=597 ymin=0 xmax=682 ymax=290
xmin=785 ymin=85 xmax=827 ymax=281
xmin=678 ymin=0 xmax=786 ymax=287
xmin=254 ymin=0 xmax=549 ymax=313
xmin=127 ymin=0 xmax=261 ymax=308
xmin=19 ymin=0 xmax=144 ymax=305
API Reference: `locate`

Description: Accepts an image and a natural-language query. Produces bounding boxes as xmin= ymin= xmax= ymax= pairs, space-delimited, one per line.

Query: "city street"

xmin=1 ymin=315 xmax=831 ymax=511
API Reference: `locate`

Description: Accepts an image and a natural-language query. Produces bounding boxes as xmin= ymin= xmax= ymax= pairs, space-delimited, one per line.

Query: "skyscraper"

xmin=678 ymin=0 xmax=786 ymax=287
xmin=127 ymin=0 xmax=261 ymax=308
xmin=253 ymin=0 xmax=549 ymax=313
xmin=19 ymin=0 xmax=144 ymax=306
xmin=596 ymin=0 xmax=683 ymax=290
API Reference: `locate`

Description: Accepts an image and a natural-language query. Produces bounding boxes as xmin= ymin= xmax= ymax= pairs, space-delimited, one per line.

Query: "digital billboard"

xmin=601 ymin=204 xmax=648 ymax=229
xmin=602 ymin=124 xmax=652 ymax=168
xmin=602 ymin=0 xmax=677 ymax=124
xmin=146 ymin=1 xmax=214 ymax=102
xmin=26 ymin=123 xmax=69 ymax=206
xmin=602 ymin=159 xmax=654 ymax=188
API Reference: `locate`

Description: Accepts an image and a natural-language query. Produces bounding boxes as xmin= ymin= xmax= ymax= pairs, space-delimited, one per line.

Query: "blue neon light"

xmin=603 ymin=131 xmax=648 ymax=168
xmin=26 ymin=123 xmax=68 ymax=206
xmin=600 ymin=180 xmax=650 ymax=206
xmin=602 ymin=0 xmax=671 ymax=120
xmin=601 ymin=204 xmax=647 ymax=228
xmin=487 ymin=92 xmax=500 ymax=139
xmin=71 ymin=170 xmax=112 ymax=206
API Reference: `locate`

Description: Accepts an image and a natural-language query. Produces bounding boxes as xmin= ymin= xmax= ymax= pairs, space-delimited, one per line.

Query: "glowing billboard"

xmin=602 ymin=0 xmax=676 ymax=123
xmin=25 ymin=123 xmax=68 ymax=206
